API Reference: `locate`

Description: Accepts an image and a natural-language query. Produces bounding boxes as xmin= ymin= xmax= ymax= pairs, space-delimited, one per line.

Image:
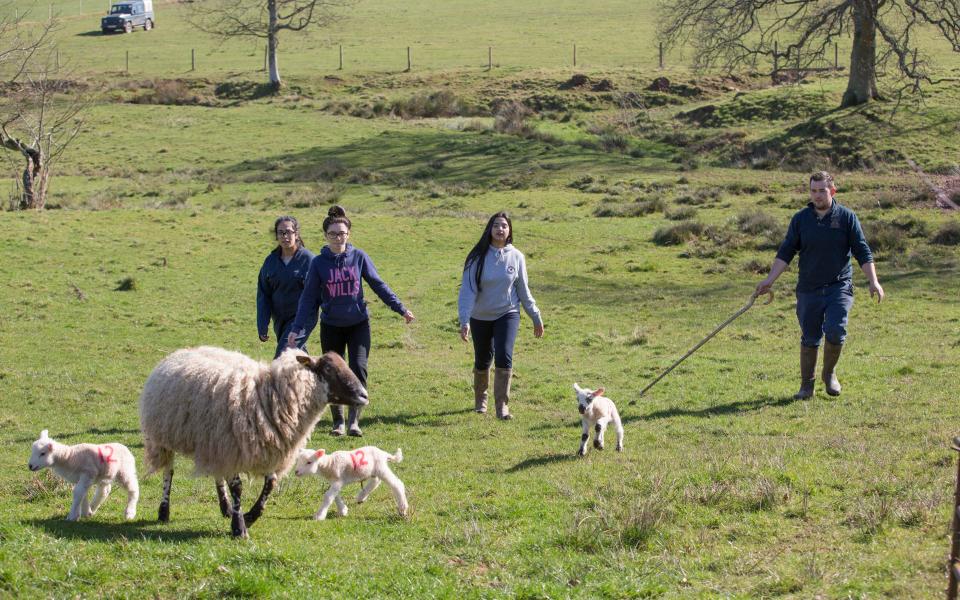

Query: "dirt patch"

xmin=559 ymin=74 xmax=591 ymax=90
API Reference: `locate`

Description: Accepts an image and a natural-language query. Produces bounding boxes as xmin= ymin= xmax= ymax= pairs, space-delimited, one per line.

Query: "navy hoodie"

xmin=256 ymin=246 xmax=316 ymax=337
xmin=292 ymin=244 xmax=407 ymax=331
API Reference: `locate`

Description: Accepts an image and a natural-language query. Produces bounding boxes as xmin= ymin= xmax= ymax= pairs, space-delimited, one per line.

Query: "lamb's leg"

xmin=121 ymin=473 xmax=139 ymax=520
xmin=215 ymin=479 xmax=231 ymax=518
xmin=243 ymin=474 xmax=277 ymax=526
xmin=379 ymin=469 xmax=408 ymax=517
xmin=315 ymin=481 xmax=343 ymax=520
xmin=594 ymin=418 xmax=609 ymax=450
xmin=334 ymin=494 xmax=349 ymax=517
xmin=613 ymin=411 xmax=624 ymax=452
xmin=578 ymin=418 xmax=590 ymax=456
xmin=228 ymin=475 xmax=248 ymax=539
xmin=356 ymin=477 xmax=381 ymax=504
xmin=89 ymin=483 xmax=112 ymax=515
xmin=68 ymin=476 xmax=92 ymax=521
xmin=158 ymin=467 xmax=173 ymax=523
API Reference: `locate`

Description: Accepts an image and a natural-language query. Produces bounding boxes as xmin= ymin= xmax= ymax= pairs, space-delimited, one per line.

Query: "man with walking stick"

xmin=755 ymin=171 xmax=884 ymax=399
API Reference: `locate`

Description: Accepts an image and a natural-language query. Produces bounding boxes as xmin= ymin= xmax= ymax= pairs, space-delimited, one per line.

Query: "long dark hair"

xmin=463 ymin=212 xmax=513 ymax=292
xmin=273 ymin=215 xmax=304 ymax=250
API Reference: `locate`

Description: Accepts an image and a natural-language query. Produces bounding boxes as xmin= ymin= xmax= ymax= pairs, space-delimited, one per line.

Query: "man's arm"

xmin=860 ymin=262 xmax=884 ymax=303
xmin=755 ymin=258 xmax=790 ymax=296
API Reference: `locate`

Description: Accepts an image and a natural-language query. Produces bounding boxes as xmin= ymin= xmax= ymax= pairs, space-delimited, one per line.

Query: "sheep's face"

xmin=573 ymin=383 xmax=604 ymax=415
xmin=295 ymin=448 xmax=325 ymax=477
xmin=28 ymin=430 xmax=54 ymax=472
xmin=296 ymin=353 xmax=369 ymax=407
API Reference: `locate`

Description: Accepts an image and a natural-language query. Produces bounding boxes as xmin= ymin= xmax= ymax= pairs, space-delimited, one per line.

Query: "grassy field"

xmin=2 ymin=0 xmax=960 ymax=598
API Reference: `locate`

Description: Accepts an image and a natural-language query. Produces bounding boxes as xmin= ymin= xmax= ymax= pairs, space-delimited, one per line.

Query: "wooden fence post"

xmin=56 ymin=48 xmax=60 ymax=71
xmin=191 ymin=48 xmax=195 ymax=71
xmin=573 ymin=43 xmax=577 ymax=67
xmin=338 ymin=44 xmax=343 ymax=70
xmin=773 ymin=40 xmax=778 ymax=75
xmin=406 ymin=46 xmax=411 ymax=71
xmin=487 ymin=46 xmax=492 ymax=71
xmin=125 ymin=50 xmax=129 ymax=74
xmin=659 ymin=42 xmax=664 ymax=69
xmin=834 ymin=43 xmax=838 ymax=69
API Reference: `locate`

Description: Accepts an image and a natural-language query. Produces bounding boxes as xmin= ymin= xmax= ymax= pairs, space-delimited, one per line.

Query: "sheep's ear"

xmin=295 ymin=355 xmax=314 ymax=367
xmin=314 ymin=449 xmax=325 ymax=458
xmin=573 ymin=383 xmax=581 ymax=392
xmin=40 ymin=429 xmax=48 ymax=439
xmin=595 ymin=387 xmax=605 ymax=396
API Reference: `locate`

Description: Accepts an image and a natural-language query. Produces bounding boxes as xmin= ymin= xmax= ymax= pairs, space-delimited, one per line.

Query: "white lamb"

xmin=294 ymin=446 xmax=408 ymax=520
xmin=28 ymin=429 xmax=139 ymax=521
xmin=573 ymin=383 xmax=624 ymax=456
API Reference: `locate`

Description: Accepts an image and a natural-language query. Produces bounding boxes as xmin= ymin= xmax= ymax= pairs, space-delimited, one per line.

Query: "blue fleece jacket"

xmin=292 ymin=244 xmax=407 ymax=331
xmin=775 ymin=200 xmax=873 ymax=293
xmin=257 ymin=247 xmax=316 ymax=337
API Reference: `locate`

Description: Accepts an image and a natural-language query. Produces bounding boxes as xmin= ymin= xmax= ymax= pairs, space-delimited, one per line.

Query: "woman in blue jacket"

xmin=288 ymin=205 xmax=415 ymax=437
xmin=257 ymin=216 xmax=316 ymax=359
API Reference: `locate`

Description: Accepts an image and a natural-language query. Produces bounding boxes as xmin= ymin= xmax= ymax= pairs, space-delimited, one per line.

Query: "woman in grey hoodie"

xmin=458 ymin=212 xmax=544 ymax=419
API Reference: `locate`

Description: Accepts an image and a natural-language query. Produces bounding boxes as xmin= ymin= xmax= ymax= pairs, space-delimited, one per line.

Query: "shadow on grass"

xmin=225 ymin=128 xmax=673 ymax=188
xmin=623 ymin=394 xmax=797 ymax=424
xmin=365 ymin=407 xmax=473 ymax=428
xmin=27 ymin=517 xmax=217 ymax=542
xmin=13 ymin=427 xmax=142 ymax=444
xmin=505 ymin=452 xmax=578 ymax=473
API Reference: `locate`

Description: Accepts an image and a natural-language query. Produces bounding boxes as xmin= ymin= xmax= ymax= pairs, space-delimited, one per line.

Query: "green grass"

xmin=2 ymin=0 xmax=960 ymax=597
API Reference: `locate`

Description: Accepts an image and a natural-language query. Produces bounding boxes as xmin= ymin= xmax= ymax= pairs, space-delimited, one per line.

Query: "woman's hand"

xmin=533 ymin=323 xmax=544 ymax=338
xmin=403 ymin=310 xmax=416 ymax=324
xmin=286 ymin=331 xmax=298 ymax=348
xmin=259 ymin=333 xmax=269 ymax=342
xmin=459 ymin=324 xmax=470 ymax=342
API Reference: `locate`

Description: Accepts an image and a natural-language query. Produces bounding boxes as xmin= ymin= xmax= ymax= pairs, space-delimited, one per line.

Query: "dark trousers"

xmin=319 ymin=319 xmax=370 ymax=386
xmin=470 ymin=312 xmax=520 ymax=370
xmin=796 ymin=281 xmax=854 ymax=347
xmin=273 ymin=317 xmax=307 ymax=359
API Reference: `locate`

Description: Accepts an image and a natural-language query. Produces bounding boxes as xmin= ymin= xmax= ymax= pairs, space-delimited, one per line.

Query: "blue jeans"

xmin=796 ymin=281 xmax=854 ymax=347
xmin=471 ymin=312 xmax=520 ymax=370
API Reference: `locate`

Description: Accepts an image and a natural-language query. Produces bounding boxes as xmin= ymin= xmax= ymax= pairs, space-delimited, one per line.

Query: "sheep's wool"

xmin=140 ymin=347 xmax=328 ymax=479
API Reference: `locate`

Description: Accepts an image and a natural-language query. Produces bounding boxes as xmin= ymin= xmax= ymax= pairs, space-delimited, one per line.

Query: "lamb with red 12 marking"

xmin=574 ymin=383 xmax=624 ymax=457
xmin=28 ymin=429 xmax=139 ymax=521
xmin=294 ymin=446 xmax=407 ymax=520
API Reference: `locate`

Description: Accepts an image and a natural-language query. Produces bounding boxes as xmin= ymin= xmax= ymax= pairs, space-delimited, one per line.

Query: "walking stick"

xmin=629 ymin=290 xmax=774 ymax=404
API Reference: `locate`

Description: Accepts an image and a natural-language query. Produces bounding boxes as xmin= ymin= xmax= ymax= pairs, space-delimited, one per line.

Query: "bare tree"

xmin=188 ymin=0 xmax=353 ymax=91
xmin=1 ymin=9 xmax=87 ymax=210
xmin=658 ymin=0 xmax=960 ymax=107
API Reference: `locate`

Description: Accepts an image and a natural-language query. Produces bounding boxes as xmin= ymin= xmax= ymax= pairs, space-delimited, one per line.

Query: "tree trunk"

xmin=267 ymin=0 xmax=282 ymax=91
xmin=20 ymin=151 xmax=47 ymax=209
xmin=841 ymin=0 xmax=880 ymax=107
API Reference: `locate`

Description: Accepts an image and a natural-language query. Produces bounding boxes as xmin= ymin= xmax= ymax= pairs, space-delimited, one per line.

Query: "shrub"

xmin=931 ymin=221 xmax=960 ymax=246
xmin=863 ymin=220 xmax=908 ymax=255
xmin=735 ymin=210 xmax=779 ymax=235
xmin=391 ymin=90 xmax=471 ymax=119
xmin=652 ymin=220 xmax=706 ymax=245
xmin=664 ymin=206 xmax=697 ymax=221
xmin=674 ymin=186 xmax=723 ymax=206
xmin=598 ymin=132 xmax=629 ymax=152
xmin=493 ymin=100 xmax=533 ymax=135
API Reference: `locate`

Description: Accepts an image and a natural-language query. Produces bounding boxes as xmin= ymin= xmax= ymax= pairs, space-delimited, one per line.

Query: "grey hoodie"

xmin=458 ymin=244 xmax=542 ymax=327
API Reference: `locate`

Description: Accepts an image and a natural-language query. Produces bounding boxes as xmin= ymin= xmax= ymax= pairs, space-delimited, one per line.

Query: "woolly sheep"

xmin=28 ymin=429 xmax=139 ymax=521
xmin=139 ymin=346 xmax=368 ymax=538
xmin=573 ymin=383 xmax=624 ymax=456
xmin=294 ymin=446 xmax=408 ymax=520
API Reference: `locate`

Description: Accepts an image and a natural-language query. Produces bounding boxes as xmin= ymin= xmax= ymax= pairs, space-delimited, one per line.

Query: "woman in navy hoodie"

xmin=288 ymin=205 xmax=415 ymax=437
xmin=257 ymin=216 xmax=316 ymax=359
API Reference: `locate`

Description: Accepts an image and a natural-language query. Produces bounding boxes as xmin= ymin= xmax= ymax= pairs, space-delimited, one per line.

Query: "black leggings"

xmin=470 ymin=312 xmax=520 ymax=370
xmin=319 ymin=319 xmax=370 ymax=386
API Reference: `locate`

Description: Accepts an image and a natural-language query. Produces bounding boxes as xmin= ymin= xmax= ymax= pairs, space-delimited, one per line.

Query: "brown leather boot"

xmin=493 ymin=367 xmax=513 ymax=420
xmin=473 ymin=368 xmax=489 ymax=414
xmin=821 ymin=341 xmax=843 ymax=396
xmin=794 ymin=345 xmax=817 ymax=399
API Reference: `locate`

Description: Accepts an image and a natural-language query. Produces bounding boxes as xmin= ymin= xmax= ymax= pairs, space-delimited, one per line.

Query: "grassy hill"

xmin=1 ymin=0 xmax=960 ymax=597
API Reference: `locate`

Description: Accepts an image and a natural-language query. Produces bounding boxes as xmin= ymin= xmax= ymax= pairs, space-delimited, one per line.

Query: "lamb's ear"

xmin=40 ymin=429 xmax=48 ymax=439
xmin=314 ymin=449 xmax=325 ymax=458
xmin=46 ymin=443 xmax=53 ymax=452
xmin=295 ymin=355 xmax=314 ymax=368
xmin=573 ymin=383 xmax=581 ymax=393
xmin=595 ymin=387 xmax=605 ymax=396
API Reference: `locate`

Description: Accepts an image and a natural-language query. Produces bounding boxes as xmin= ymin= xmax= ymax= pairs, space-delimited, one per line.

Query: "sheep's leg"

xmin=158 ymin=467 xmax=173 ymax=523
xmin=578 ymin=418 xmax=590 ymax=456
xmin=334 ymin=494 xmax=349 ymax=517
xmin=89 ymin=482 xmax=112 ymax=515
xmin=356 ymin=477 xmax=381 ymax=504
xmin=68 ymin=476 xmax=92 ymax=521
xmin=243 ymin=474 xmax=277 ymax=526
xmin=228 ymin=475 xmax=248 ymax=539
xmin=379 ymin=469 xmax=408 ymax=517
xmin=594 ymin=418 xmax=609 ymax=451
xmin=215 ymin=479 xmax=231 ymax=518
xmin=315 ymin=482 xmax=343 ymax=520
